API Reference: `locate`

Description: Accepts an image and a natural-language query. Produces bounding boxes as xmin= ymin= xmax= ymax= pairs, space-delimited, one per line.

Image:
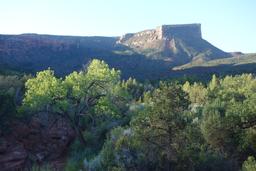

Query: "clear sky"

xmin=0 ymin=0 xmax=255 ymax=53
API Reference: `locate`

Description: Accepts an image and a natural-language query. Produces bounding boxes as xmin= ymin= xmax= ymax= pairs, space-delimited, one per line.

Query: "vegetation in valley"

xmin=1 ymin=59 xmax=256 ymax=171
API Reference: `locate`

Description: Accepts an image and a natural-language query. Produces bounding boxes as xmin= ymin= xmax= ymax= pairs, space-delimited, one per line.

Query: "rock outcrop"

xmin=0 ymin=139 xmax=28 ymax=171
xmin=118 ymin=24 xmax=230 ymax=64
xmin=156 ymin=24 xmax=202 ymax=40
xmin=0 ymin=113 xmax=75 ymax=171
xmin=119 ymin=24 xmax=202 ymax=44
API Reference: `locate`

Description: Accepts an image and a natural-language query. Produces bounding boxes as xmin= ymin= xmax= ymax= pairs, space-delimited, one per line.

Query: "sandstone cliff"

xmin=118 ymin=24 xmax=230 ymax=64
xmin=0 ymin=113 xmax=75 ymax=171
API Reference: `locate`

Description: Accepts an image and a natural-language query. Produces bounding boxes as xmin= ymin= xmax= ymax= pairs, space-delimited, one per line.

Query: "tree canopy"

xmin=22 ymin=59 xmax=124 ymax=145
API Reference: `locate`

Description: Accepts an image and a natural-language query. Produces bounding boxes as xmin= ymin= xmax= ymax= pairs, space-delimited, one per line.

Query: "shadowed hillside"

xmin=173 ymin=53 xmax=256 ymax=70
xmin=0 ymin=24 xmax=248 ymax=80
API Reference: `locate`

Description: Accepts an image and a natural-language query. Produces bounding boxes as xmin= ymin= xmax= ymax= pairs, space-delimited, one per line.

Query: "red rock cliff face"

xmin=0 ymin=113 xmax=75 ymax=171
xmin=0 ymin=140 xmax=27 ymax=171
xmin=118 ymin=24 xmax=201 ymax=50
xmin=157 ymin=24 xmax=202 ymax=40
xmin=117 ymin=24 xmax=229 ymax=64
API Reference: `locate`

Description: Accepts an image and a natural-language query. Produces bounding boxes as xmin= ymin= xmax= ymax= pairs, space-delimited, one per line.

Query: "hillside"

xmin=173 ymin=53 xmax=256 ymax=70
xmin=0 ymin=33 xmax=176 ymax=80
xmin=0 ymin=24 xmax=249 ymax=80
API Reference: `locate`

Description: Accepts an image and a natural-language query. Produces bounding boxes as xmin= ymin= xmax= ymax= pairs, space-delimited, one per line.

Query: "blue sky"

xmin=0 ymin=0 xmax=255 ymax=52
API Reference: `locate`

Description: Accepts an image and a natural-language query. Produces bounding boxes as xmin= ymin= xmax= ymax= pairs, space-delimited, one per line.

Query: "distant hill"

xmin=0 ymin=33 xmax=176 ymax=79
xmin=173 ymin=53 xmax=256 ymax=70
xmin=1 ymin=24 xmax=254 ymax=80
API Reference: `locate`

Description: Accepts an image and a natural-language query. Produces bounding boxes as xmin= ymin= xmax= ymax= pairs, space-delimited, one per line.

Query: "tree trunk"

xmin=63 ymin=112 xmax=87 ymax=146
xmin=74 ymin=125 xmax=87 ymax=146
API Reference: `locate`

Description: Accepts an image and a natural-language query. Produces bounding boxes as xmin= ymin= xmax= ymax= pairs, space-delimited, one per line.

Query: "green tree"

xmin=121 ymin=77 xmax=145 ymax=101
xmin=131 ymin=83 xmax=190 ymax=170
xmin=0 ymin=93 xmax=16 ymax=132
xmin=242 ymin=156 xmax=256 ymax=171
xmin=208 ymin=74 xmax=219 ymax=91
xmin=22 ymin=59 xmax=122 ymax=145
xmin=23 ymin=69 xmax=66 ymax=112
xmin=183 ymin=82 xmax=207 ymax=105
xmin=201 ymin=74 xmax=256 ymax=158
xmin=0 ymin=74 xmax=29 ymax=132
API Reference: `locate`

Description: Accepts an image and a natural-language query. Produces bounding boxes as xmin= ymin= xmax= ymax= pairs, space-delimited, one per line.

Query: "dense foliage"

xmin=83 ymin=73 xmax=256 ymax=171
xmin=0 ymin=75 xmax=28 ymax=132
xmin=2 ymin=59 xmax=256 ymax=171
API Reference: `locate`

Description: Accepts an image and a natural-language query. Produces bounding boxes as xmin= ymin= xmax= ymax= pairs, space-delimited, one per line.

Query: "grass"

xmin=172 ymin=53 xmax=256 ymax=70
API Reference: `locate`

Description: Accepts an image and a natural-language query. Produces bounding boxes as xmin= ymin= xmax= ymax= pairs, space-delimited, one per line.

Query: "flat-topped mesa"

xmin=156 ymin=23 xmax=202 ymax=39
xmin=116 ymin=23 xmax=229 ymax=64
xmin=118 ymin=23 xmax=202 ymax=44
